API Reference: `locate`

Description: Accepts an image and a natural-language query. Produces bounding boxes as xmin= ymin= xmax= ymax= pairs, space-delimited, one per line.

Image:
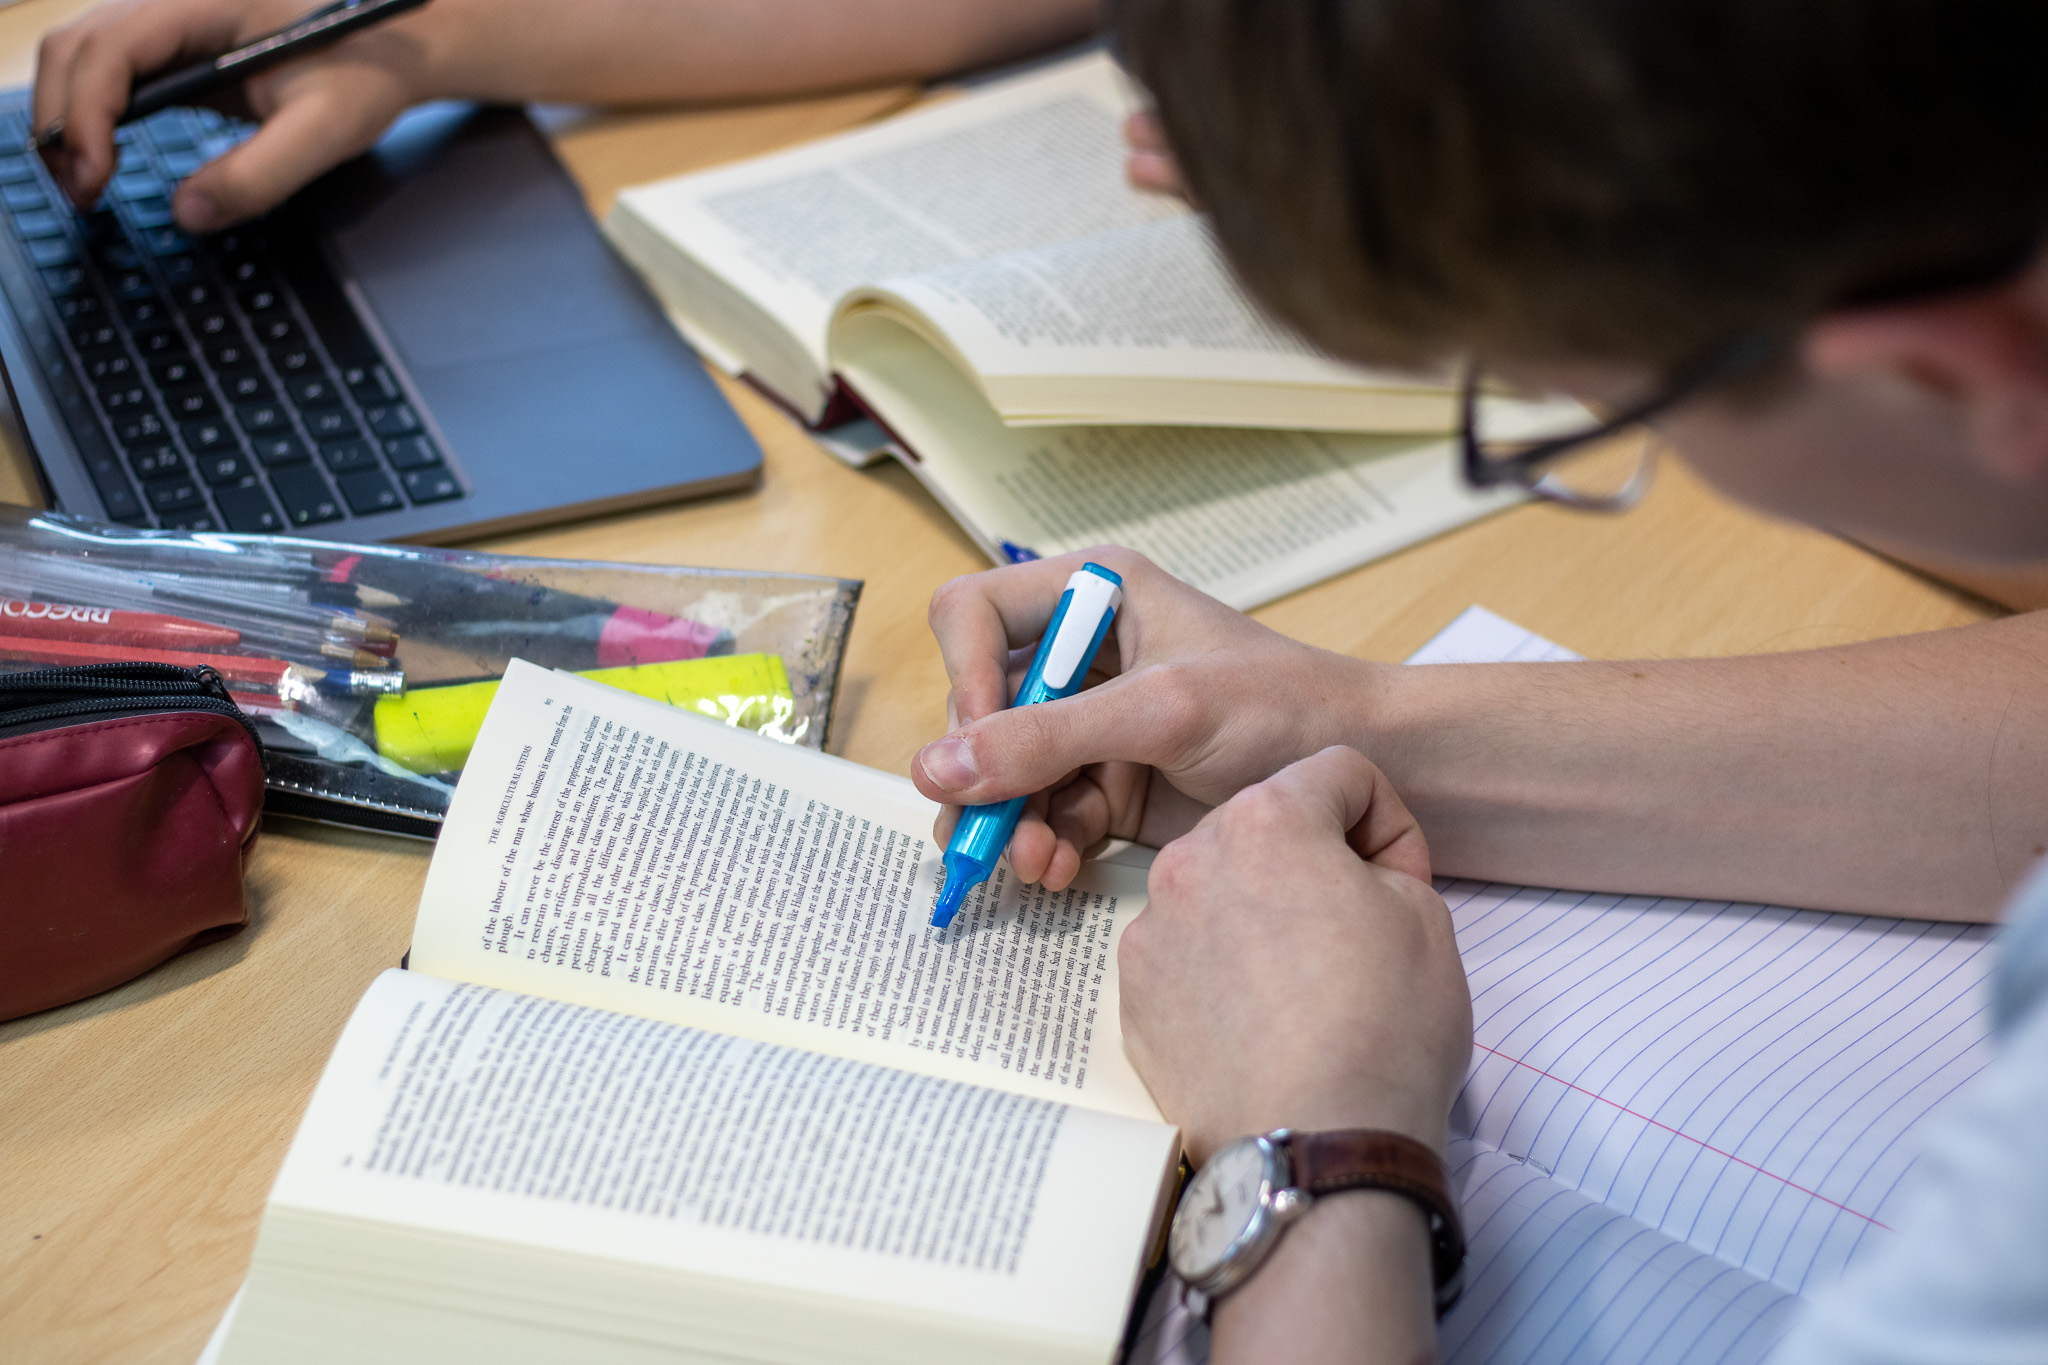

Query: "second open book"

xmin=604 ymin=52 xmax=1567 ymax=609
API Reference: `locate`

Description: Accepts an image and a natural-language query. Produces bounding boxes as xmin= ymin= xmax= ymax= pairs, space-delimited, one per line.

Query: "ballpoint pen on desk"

xmin=929 ymin=562 xmax=1124 ymax=930
xmin=29 ymin=0 xmax=434 ymax=152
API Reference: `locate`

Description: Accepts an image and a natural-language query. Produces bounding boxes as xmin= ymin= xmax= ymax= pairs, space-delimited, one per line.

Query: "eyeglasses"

xmin=1458 ymin=234 xmax=2043 ymax=514
xmin=1458 ymin=330 xmax=1788 ymax=514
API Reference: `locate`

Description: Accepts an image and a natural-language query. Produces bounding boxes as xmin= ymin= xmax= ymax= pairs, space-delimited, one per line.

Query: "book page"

xmin=410 ymin=661 xmax=1162 ymax=1122
xmin=1410 ymin=612 xmax=1997 ymax=1299
xmin=838 ymin=217 xmax=1460 ymax=432
xmin=835 ymin=310 xmax=1521 ymax=610
xmin=235 ymin=969 xmax=1178 ymax=1364
xmin=606 ymin=51 xmax=1177 ymax=420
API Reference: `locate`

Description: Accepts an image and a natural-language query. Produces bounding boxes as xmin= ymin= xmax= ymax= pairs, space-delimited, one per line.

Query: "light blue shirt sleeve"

xmin=1771 ymin=861 xmax=2048 ymax=1365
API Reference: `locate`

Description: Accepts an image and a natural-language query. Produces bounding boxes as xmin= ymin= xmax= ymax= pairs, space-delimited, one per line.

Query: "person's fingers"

xmin=172 ymin=68 xmax=404 ymax=230
xmin=35 ymin=0 xmax=244 ymax=207
xmin=927 ymin=548 xmax=1147 ymax=728
xmin=1124 ymin=110 xmax=1168 ymax=154
xmin=1235 ymin=746 xmax=1432 ymax=884
xmin=912 ymin=660 xmax=1206 ymax=807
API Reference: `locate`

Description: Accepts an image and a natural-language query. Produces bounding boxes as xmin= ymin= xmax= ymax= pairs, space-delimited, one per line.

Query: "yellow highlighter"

xmin=373 ymin=654 xmax=797 ymax=774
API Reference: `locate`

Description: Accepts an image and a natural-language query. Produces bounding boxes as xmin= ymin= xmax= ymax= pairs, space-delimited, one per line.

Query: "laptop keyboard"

xmin=0 ymin=103 xmax=465 ymax=532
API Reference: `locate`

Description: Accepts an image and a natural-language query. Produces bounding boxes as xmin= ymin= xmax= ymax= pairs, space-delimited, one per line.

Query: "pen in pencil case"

xmin=0 ymin=554 xmax=397 ymax=644
xmin=335 ymin=568 xmax=731 ymax=671
xmin=0 ymin=599 xmax=239 ymax=649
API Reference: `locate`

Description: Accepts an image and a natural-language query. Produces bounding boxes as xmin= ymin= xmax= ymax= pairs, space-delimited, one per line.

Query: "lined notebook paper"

xmin=1129 ymin=606 xmax=1996 ymax=1365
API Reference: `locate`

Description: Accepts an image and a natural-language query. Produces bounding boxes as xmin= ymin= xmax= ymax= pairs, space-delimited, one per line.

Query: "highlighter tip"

xmin=931 ymin=879 xmax=968 ymax=929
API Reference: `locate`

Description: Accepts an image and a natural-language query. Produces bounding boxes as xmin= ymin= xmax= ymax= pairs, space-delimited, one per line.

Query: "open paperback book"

xmin=606 ymin=52 xmax=1552 ymax=610
xmin=1131 ymin=607 xmax=1998 ymax=1365
xmin=210 ymin=660 xmax=1180 ymax=1365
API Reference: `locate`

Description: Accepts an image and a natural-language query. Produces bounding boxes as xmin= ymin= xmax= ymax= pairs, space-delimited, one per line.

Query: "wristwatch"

xmin=1166 ymin=1128 xmax=1466 ymax=1317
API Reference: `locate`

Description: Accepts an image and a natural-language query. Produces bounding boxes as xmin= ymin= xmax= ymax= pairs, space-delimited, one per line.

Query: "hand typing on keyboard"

xmin=28 ymin=0 xmax=1109 ymax=230
xmin=32 ymin=0 xmax=432 ymax=233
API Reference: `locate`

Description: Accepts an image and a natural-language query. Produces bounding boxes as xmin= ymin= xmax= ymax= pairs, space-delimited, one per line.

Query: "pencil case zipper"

xmin=0 ymin=662 xmax=265 ymax=754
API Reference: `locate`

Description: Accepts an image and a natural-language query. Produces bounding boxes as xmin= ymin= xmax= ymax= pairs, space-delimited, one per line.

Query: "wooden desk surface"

xmin=0 ymin=2 xmax=1999 ymax=1359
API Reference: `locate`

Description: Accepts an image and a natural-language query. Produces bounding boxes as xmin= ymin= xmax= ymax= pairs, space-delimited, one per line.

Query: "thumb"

xmin=173 ymin=74 xmax=403 ymax=231
xmin=912 ymin=666 xmax=1196 ymax=804
xmin=1263 ymin=746 xmax=1433 ymax=884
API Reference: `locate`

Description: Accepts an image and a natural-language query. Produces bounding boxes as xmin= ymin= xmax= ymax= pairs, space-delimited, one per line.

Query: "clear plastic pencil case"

xmin=0 ymin=506 xmax=861 ymax=837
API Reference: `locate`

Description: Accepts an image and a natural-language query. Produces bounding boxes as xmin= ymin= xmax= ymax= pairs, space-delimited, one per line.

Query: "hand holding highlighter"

xmin=930 ymin=562 xmax=1124 ymax=929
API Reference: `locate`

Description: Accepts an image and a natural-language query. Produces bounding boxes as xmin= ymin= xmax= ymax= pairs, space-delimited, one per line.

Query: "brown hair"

xmin=1116 ymin=0 xmax=2048 ymax=371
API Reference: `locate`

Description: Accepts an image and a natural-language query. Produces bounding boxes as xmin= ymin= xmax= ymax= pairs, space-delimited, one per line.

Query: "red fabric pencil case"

xmin=0 ymin=662 xmax=264 ymax=1022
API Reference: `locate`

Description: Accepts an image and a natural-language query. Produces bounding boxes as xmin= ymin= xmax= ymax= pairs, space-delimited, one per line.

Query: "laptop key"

xmin=114 ymin=411 xmax=167 ymax=445
xmin=100 ymin=384 xmax=152 ymax=413
xmin=106 ymin=265 xmax=153 ymax=295
xmin=180 ymin=419 xmax=236 ymax=455
xmin=189 ymin=309 xmax=235 ymax=338
xmin=336 ymin=468 xmax=402 ymax=515
xmin=401 ymin=467 xmax=463 ymax=504
xmin=40 ymin=264 xmax=87 ymax=294
xmin=318 ymin=438 xmax=377 ymax=473
xmin=305 ymin=408 xmax=359 ymax=442
xmin=125 ymin=443 xmax=184 ymax=480
xmin=164 ymin=386 xmax=219 ymax=420
xmin=213 ymin=482 xmax=284 ymax=533
xmin=70 ymin=321 xmax=120 ymax=351
xmin=86 ymin=353 xmax=137 ymax=385
xmin=270 ymin=465 xmax=343 ymax=526
xmin=133 ymin=327 xmax=184 ymax=357
xmin=343 ymin=363 xmax=398 ymax=404
xmin=144 ymin=478 xmax=205 ymax=515
xmin=120 ymin=295 xmax=170 ymax=327
xmin=383 ymin=436 xmax=441 ymax=470
xmin=150 ymin=355 xmax=200 ymax=387
xmin=0 ymin=154 xmax=35 ymax=184
xmin=159 ymin=512 xmax=220 ymax=532
xmin=2 ymin=182 xmax=45 ymax=211
xmin=235 ymin=402 xmax=287 ymax=435
xmin=57 ymin=294 xmax=105 ymax=322
xmin=271 ymin=345 xmax=314 ymax=374
xmin=364 ymin=403 xmax=420 ymax=437
xmin=193 ymin=450 xmax=252 ymax=486
xmin=27 ymin=237 xmax=79 ymax=268
xmin=205 ymin=339 xmax=253 ymax=369
xmin=252 ymin=434 xmax=309 ymax=467
xmin=237 ymin=285 xmax=281 ymax=313
xmin=154 ymin=249 xmax=198 ymax=282
xmin=287 ymin=373 xmax=339 ymax=407
xmin=170 ymin=281 xmax=214 ymax=310
xmin=12 ymin=207 xmax=64 ymax=237
xmin=221 ymin=369 xmax=272 ymax=402
xmin=252 ymin=316 xmax=300 ymax=348
xmin=126 ymin=198 xmax=174 ymax=231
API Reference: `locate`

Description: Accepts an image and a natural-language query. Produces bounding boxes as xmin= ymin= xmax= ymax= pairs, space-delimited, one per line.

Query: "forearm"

xmin=415 ymin=0 xmax=1102 ymax=106
xmin=1210 ymin=1194 xmax=1436 ymax=1365
xmin=1360 ymin=612 xmax=2048 ymax=920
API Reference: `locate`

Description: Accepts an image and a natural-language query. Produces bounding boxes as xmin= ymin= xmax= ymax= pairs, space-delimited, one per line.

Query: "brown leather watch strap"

xmin=1282 ymin=1129 xmax=1466 ymax=1315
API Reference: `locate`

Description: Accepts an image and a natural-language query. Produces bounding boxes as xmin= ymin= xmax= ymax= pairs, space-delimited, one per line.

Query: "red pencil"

xmin=0 ymin=598 xmax=240 ymax=649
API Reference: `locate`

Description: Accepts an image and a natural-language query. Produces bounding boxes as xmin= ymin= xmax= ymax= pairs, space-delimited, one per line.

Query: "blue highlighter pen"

xmin=930 ymin=562 xmax=1125 ymax=929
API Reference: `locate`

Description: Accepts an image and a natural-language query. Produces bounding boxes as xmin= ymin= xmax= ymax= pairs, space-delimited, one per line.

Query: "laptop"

xmin=0 ymin=95 xmax=762 ymax=542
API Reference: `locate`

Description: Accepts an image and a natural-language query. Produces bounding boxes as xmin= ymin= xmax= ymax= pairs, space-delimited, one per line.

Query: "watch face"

xmin=1169 ymin=1137 xmax=1276 ymax=1283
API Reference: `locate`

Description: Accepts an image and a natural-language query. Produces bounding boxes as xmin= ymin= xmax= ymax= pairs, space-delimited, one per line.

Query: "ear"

xmin=1802 ymin=256 xmax=2048 ymax=482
